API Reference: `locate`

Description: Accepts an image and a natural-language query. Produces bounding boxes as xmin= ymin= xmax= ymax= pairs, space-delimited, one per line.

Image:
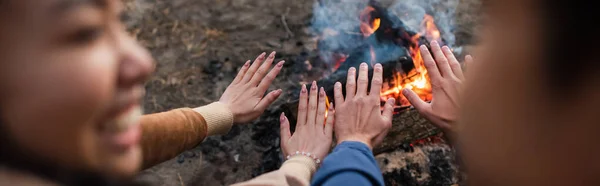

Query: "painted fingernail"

xmin=301 ymin=84 xmax=307 ymax=93
xmin=277 ymin=60 xmax=285 ymax=67
xmin=280 ymin=112 xmax=286 ymax=122
xmin=312 ymin=81 xmax=317 ymax=90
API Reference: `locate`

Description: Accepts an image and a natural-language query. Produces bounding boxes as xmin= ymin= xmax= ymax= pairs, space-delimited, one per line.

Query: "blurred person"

xmin=0 ymin=0 xmax=289 ymax=185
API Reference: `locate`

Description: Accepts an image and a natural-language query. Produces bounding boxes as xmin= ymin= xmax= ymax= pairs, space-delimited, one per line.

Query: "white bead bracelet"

xmin=286 ymin=151 xmax=321 ymax=164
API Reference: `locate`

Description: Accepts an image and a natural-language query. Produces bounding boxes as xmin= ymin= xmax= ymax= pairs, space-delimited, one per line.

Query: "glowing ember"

xmin=359 ymin=6 xmax=381 ymax=37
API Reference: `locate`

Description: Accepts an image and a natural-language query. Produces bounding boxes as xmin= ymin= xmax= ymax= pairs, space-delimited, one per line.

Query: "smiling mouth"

xmin=100 ymin=105 xmax=143 ymax=152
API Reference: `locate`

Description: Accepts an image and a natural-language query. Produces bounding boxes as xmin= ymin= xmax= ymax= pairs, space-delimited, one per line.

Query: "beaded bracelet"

xmin=286 ymin=151 xmax=321 ymax=164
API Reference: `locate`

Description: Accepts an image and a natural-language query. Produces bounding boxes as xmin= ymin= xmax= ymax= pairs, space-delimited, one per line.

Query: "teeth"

xmin=105 ymin=106 xmax=142 ymax=133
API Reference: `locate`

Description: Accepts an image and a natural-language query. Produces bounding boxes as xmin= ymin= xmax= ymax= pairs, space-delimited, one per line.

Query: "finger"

xmin=430 ymin=41 xmax=453 ymax=77
xmin=280 ymin=112 xmax=291 ymax=151
xmin=324 ymin=104 xmax=334 ymax=138
xmin=382 ymin=98 xmax=395 ymax=121
xmin=250 ymin=51 xmax=277 ymax=86
xmin=296 ymin=84 xmax=308 ymax=130
xmin=257 ymin=60 xmax=285 ymax=93
xmin=465 ymin=55 xmax=474 ymax=69
xmin=369 ymin=63 xmax=383 ymax=96
xmin=420 ymin=45 xmax=441 ymax=83
xmin=307 ymin=81 xmax=318 ymax=126
xmin=316 ymin=87 xmax=327 ymax=132
xmin=356 ymin=63 xmax=369 ymax=96
xmin=402 ymin=88 xmax=429 ymax=113
xmin=346 ymin=67 xmax=357 ymax=99
xmin=334 ymin=82 xmax=344 ymax=105
xmin=442 ymin=46 xmax=464 ymax=80
xmin=241 ymin=52 xmax=267 ymax=83
xmin=231 ymin=60 xmax=250 ymax=85
xmin=255 ymin=89 xmax=282 ymax=111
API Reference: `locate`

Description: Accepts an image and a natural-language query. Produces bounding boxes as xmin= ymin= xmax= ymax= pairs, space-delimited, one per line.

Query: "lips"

xmin=100 ymin=105 xmax=143 ymax=153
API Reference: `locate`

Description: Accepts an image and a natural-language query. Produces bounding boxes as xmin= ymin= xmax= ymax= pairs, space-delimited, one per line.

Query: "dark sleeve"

xmin=311 ymin=141 xmax=384 ymax=186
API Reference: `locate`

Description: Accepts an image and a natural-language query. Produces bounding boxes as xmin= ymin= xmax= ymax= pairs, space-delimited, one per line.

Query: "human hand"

xmin=333 ymin=63 xmax=395 ymax=150
xmin=280 ymin=81 xmax=334 ymax=162
xmin=219 ymin=52 xmax=285 ymax=124
xmin=402 ymin=41 xmax=473 ymax=137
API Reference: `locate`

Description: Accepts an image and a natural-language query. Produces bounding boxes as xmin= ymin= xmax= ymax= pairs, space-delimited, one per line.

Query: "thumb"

xmin=381 ymin=98 xmax=395 ymax=121
xmin=279 ymin=112 xmax=291 ymax=151
xmin=402 ymin=88 xmax=428 ymax=112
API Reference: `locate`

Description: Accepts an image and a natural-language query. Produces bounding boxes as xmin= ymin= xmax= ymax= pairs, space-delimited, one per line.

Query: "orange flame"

xmin=380 ymin=14 xmax=440 ymax=106
xmin=359 ymin=6 xmax=381 ymax=37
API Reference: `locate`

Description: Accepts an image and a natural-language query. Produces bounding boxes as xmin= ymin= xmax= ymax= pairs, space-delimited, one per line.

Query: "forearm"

xmin=311 ymin=141 xmax=384 ymax=186
xmin=139 ymin=102 xmax=233 ymax=169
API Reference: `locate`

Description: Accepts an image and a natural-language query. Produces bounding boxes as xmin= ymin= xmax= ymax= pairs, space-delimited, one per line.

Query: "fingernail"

xmin=420 ymin=45 xmax=428 ymax=51
xmin=335 ymin=82 xmax=342 ymax=88
xmin=269 ymin=51 xmax=276 ymax=58
xmin=388 ymin=98 xmax=395 ymax=105
xmin=276 ymin=89 xmax=283 ymax=95
xmin=360 ymin=63 xmax=368 ymax=68
xmin=277 ymin=60 xmax=285 ymax=67
xmin=301 ymin=84 xmax=307 ymax=93
xmin=244 ymin=60 xmax=251 ymax=66
xmin=442 ymin=46 xmax=450 ymax=51
xmin=402 ymin=88 xmax=409 ymax=95
xmin=431 ymin=40 xmax=438 ymax=46
xmin=280 ymin=112 xmax=286 ymax=122
xmin=466 ymin=55 xmax=473 ymax=60
xmin=312 ymin=81 xmax=317 ymax=90
xmin=329 ymin=102 xmax=334 ymax=110
xmin=260 ymin=52 xmax=266 ymax=58
xmin=320 ymin=87 xmax=325 ymax=96
xmin=349 ymin=67 xmax=356 ymax=72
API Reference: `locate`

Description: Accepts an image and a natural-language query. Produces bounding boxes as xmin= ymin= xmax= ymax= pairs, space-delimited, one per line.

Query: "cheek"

xmin=2 ymin=44 xmax=117 ymax=170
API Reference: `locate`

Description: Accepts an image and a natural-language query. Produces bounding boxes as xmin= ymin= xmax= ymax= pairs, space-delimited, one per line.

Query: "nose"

xmin=117 ymin=36 xmax=154 ymax=88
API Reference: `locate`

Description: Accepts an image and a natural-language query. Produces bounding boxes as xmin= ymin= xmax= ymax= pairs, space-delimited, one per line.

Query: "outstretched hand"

xmin=219 ymin=52 xmax=285 ymax=124
xmin=402 ymin=41 xmax=473 ymax=137
xmin=280 ymin=81 xmax=334 ymax=161
xmin=333 ymin=63 xmax=395 ymax=150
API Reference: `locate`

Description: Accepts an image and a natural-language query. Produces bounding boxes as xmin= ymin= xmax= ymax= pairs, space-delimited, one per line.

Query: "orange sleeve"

xmin=140 ymin=102 xmax=233 ymax=169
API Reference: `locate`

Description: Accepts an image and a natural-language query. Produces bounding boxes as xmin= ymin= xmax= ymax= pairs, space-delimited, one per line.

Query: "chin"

xmin=103 ymin=145 xmax=143 ymax=178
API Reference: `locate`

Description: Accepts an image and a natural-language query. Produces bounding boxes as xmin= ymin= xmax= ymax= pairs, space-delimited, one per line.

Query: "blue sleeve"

xmin=311 ymin=141 xmax=384 ymax=186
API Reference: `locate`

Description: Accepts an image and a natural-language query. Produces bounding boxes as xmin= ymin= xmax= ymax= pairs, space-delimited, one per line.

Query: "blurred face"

xmin=460 ymin=1 xmax=600 ymax=185
xmin=0 ymin=0 xmax=153 ymax=177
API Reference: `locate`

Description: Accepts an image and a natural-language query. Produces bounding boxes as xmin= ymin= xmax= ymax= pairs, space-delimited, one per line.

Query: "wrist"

xmin=193 ymin=102 xmax=234 ymax=136
xmin=337 ymin=137 xmax=373 ymax=150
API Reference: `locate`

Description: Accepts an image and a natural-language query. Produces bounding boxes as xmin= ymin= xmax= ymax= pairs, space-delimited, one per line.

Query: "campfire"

xmin=312 ymin=0 xmax=445 ymax=110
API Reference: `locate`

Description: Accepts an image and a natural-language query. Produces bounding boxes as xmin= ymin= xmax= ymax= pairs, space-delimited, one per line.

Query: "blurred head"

xmin=460 ymin=0 xmax=600 ymax=185
xmin=0 ymin=0 xmax=153 ymax=179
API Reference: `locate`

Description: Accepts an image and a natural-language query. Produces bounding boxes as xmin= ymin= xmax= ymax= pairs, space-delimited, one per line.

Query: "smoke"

xmin=311 ymin=0 xmax=459 ymax=65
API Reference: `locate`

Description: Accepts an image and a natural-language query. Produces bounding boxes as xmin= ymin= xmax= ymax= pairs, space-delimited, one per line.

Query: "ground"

xmin=124 ymin=0 xmax=480 ymax=185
